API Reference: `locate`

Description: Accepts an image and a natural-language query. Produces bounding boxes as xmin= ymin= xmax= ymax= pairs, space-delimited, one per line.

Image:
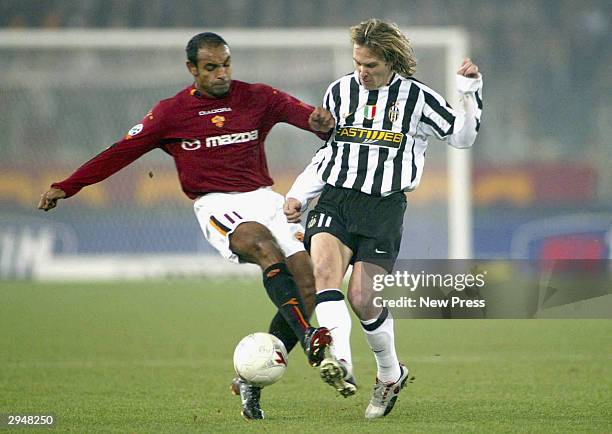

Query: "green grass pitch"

xmin=1 ymin=279 xmax=610 ymax=433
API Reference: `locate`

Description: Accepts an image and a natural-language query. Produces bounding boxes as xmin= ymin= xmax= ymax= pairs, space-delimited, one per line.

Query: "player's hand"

xmin=283 ymin=198 xmax=303 ymax=223
xmin=457 ymin=58 xmax=480 ymax=78
xmin=37 ymin=187 xmax=66 ymax=211
xmin=308 ymin=107 xmax=335 ymax=132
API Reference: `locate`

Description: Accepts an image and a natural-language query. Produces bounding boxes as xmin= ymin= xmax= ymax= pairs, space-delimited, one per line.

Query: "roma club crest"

xmin=211 ymin=115 xmax=225 ymax=127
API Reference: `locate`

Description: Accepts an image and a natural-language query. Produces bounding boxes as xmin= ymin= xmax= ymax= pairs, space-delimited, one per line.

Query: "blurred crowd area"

xmin=2 ymin=0 xmax=609 ymax=165
xmin=1 ymin=1 xmax=610 ymax=199
xmin=0 ymin=1 xmax=610 ymax=263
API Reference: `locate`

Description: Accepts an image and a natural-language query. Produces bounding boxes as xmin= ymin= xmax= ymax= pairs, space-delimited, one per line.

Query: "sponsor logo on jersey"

xmin=198 ymin=107 xmax=232 ymax=116
xmin=211 ymin=115 xmax=225 ymax=127
xmin=181 ymin=139 xmax=202 ymax=151
xmin=388 ymin=103 xmax=401 ymax=123
xmin=205 ymin=129 xmax=258 ymax=148
xmin=334 ymin=127 xmax=404 ymax=148
xmin=364 ymin=104 xmax=377 ymax=120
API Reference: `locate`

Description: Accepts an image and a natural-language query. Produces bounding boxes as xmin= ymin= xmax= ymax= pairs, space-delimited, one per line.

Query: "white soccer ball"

xmin=233 ymin=332 xmax=288 ymax=387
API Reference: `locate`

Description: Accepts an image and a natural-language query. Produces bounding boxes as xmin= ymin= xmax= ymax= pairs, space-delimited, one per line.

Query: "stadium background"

xmin=1 ymin=0 xmax=610 ymax=280
xmin=0 ymin=2 xmax=611 ymax=432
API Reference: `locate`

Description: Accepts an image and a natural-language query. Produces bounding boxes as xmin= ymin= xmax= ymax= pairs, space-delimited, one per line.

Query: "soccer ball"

xmin=233 ymin=332 xmax=288 ymax=387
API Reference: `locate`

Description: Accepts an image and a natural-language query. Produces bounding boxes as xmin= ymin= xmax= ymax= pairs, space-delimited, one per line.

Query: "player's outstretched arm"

xmin=37 ymin=187 xmax=66 ymax=212
xmin=446 ymin=58 xmax=483 ymax=149
xmin=284 ymin=155 xmax=326 ymax=223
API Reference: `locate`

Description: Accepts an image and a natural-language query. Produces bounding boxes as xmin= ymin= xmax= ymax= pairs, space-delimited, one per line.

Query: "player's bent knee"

xmin=230 ymin=221 xmax=272 ymax=251
xmin=230 ymin=222 xmax=284 ymax=266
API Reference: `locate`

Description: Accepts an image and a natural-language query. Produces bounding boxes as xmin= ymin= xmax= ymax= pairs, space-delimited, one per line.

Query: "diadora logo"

xmin=205 ymin=130 xmax=258 ymax=148
xmin=181 ymin=139 xmax=202 ymax=151
xmin=198 ymin=107 xmax=232 ymax=116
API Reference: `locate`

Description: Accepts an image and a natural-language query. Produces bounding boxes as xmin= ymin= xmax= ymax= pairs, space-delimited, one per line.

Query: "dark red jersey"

xmin=52 ymin=80 xmax=327 ymax=199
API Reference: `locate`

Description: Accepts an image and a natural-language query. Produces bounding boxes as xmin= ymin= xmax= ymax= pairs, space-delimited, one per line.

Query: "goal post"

xmin=0 ymin=28 xmax=472 ymax=280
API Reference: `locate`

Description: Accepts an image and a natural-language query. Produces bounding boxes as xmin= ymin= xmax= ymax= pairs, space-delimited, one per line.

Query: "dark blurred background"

xmin=0 ymin=0 xmax=610 ymax=279
xmin=1 ymin=0 xmax=610 ymax=163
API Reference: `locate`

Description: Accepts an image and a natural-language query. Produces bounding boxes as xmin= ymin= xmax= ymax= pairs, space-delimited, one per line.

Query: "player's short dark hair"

xmin=186 ymin=32 xmax=228 ymax=64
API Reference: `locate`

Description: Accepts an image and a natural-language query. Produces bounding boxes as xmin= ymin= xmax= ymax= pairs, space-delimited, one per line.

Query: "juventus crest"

xmin=388 ymin=103 xmax=401 ymax=123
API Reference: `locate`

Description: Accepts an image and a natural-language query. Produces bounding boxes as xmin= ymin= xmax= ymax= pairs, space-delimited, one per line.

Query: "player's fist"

xmin=283 ymin=198 xmax=303 ymax=223
xmin=457 ymin=58 xmax=480 ymax=79
xmin=38 ymin=187 xmax=66 ymax=211
xmin=308 ymin=107 xmax=335 ymax=132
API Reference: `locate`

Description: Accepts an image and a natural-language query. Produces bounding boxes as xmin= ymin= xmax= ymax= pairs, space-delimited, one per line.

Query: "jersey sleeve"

xmin=266 ymin=86 xmax=330 ymax=141
xmin=286 ymin=148 xmax=327 ymax=210
xmin=51 ymin=104 xmax=166 ymax=198
xmin=417 ymin=75 xmax=483 ymax=149
xmin=322 ymin=82 xmax=338 ymax=124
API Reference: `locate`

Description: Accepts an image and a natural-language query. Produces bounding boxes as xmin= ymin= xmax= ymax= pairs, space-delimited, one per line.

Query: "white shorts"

xmin=193 ymin=187 xmax=306 ymax=264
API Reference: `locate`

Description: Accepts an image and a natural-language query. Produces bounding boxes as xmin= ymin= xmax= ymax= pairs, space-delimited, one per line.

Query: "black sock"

xmin=262 ymin=263 xmax=310 ymax=345
xmin=268 ymin=311 xmax=300 ymax=353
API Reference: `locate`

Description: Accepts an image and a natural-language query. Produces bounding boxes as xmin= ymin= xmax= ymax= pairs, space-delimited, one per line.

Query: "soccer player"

xmin=37 ymin=32 xmax=336 ymax=420
xmin=284 ymin=19 xmax=483 ymax=418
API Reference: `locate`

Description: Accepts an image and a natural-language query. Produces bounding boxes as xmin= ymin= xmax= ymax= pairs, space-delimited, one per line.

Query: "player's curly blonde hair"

xmin=350 ymin=18 xmax=417 ymax=78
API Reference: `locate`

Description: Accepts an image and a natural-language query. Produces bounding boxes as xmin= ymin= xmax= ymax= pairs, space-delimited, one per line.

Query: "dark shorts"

xmin=304 ymin=185 xmax=406 ymax=272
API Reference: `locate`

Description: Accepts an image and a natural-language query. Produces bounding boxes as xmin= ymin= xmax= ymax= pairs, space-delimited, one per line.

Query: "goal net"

xmin=0 ymin=28 xmax=471 ymax=280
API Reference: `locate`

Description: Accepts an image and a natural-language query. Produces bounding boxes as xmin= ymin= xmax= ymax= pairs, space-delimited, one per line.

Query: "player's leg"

xmin=348 ymin=260 xmax=409 ymax=419
xmin=285 ymin=250 xmax=316 ymax=315
xmin=194 ymin=190 xmax=330 ymax=365
xmin=302 ymin=188 xmax=356 ymax=372
xmin=267 ymin=251 xmax=316 ymax=354
xmin=194 ymin=190 xmax=329 ymax=420
xmin=230 ymin=221 xmax=329 ymax=365
xmin=344 ymin=189 xmax=405 ymax=377
xmin=348 ymin=261 xmax=401 ymax=381
xmin=231 ymin=249 xmax=315 ymax=420
xmin=302 ymin=187 xmax=358 ymax=396
xmin=309 ymin=232 xmax=358 ymax=397
xmin=309 ymin=233 xmax=354 ymax=368
xmin=344 ymin=190 xmax=409 ymax=418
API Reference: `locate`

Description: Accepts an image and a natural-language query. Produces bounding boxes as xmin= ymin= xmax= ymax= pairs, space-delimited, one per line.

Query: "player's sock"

xmin=361 ymin=307 xmax=401 ymax=383
xmin=263 ymin=263 xmax=310 ymax=343
xmin=268 ymin=311 xmax=299 ymax=353
xmin=315 ymin=289 xmax=353 ymax=373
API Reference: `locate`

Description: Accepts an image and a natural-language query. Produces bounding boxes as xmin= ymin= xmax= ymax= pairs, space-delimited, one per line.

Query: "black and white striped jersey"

xmin=306 ymin=71 xmax=483 ymax=198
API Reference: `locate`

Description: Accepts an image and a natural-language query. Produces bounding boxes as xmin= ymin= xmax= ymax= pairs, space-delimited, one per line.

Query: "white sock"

xmin=315 ymin=289 xmax=353 ymax=373
xmin=361 ymin=308 xmax=400 ymax=383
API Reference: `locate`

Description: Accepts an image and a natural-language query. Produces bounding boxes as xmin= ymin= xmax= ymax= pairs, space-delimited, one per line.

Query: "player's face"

xmin=188 ymin=44 xmax=232 ymax=98
xmin=353 ymin=44 xmax=394 ymax=90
